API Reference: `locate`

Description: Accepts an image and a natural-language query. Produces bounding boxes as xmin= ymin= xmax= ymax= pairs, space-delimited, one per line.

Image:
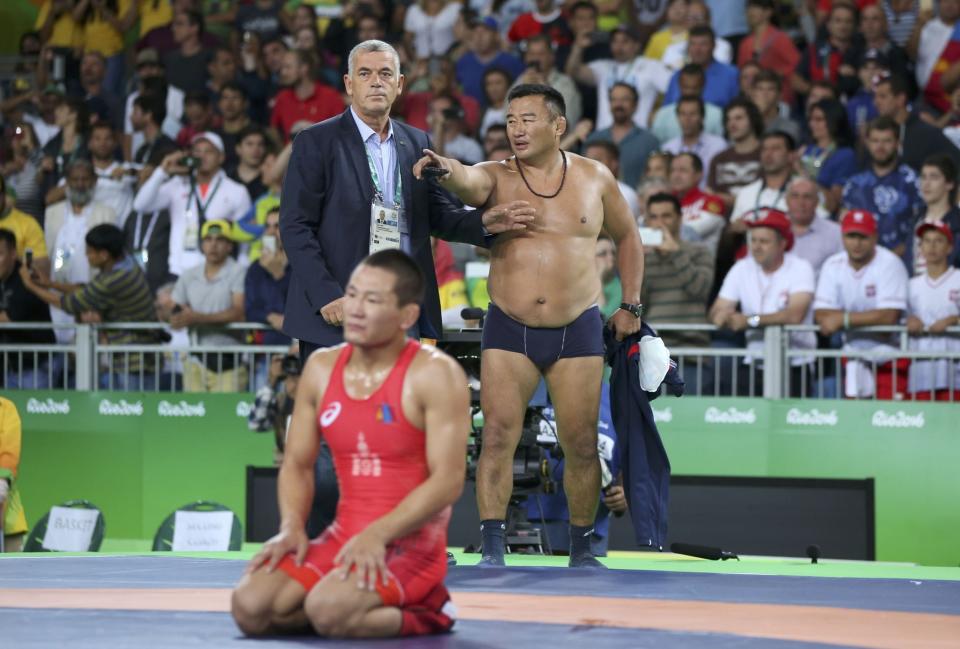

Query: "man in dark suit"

xmin=281 ymin=40 xmax=531 ymax=360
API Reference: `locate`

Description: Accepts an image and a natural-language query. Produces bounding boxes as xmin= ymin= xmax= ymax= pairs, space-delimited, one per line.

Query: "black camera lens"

xmin=281 ymin=354 xmax=302 ymax=376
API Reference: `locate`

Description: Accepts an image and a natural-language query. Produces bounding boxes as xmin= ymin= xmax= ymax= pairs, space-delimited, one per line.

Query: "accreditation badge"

xmin=369 ymin=199 xmax=402 ymax=254
xmin=183 ymin=209 xmax=199 ymax=251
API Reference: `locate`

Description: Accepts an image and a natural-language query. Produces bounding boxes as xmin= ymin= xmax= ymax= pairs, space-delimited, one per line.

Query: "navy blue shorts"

xmin=481 ymin=302 xmax=605 ymax=370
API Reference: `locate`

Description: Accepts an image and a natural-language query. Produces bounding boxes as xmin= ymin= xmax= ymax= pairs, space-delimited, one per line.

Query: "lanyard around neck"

xmin=364 ymin=137 xmax=402 ymax=207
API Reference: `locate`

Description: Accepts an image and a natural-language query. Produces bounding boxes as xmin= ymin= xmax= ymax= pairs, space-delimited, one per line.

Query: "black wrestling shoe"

xmin=569 ymin=554 xmax=607 ymax=569
xmin=446 ymin=551 xmax=457 ymax=566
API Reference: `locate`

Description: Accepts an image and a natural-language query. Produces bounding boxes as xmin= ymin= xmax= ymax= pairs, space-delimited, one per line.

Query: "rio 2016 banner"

xmin=5 ymin=391 xmax=959 ymax=566
xmin=7 ymin=391 xmax=272 ymax=543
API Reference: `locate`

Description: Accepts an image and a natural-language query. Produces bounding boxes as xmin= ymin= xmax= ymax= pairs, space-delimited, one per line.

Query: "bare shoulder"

xmin=477 ymin=159 xmax=512 ymax=179
xmin=304 ymin=344 xmax=345 ymax=372
xmin=566 ymin=151 xmax=616 ymax=185
xmin=301 ymin=344 xmax=346 ymax=393
xmin=408 ymin=345 xmax=468 ymax=397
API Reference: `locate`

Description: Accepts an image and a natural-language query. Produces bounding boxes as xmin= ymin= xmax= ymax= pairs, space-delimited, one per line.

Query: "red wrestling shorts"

xmin=276 ymin=526 xmax=447 ymax=608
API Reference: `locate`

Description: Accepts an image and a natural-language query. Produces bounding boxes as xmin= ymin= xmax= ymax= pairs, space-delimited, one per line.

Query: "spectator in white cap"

xmin=906 ymin=222 xmax=960 ymax=401
xmin=133 ymin=130 xmax=252 ymax=277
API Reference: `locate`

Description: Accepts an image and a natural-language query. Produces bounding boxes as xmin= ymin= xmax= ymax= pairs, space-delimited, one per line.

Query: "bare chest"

xmin=492 ymin=166 xmax=605 ymax=238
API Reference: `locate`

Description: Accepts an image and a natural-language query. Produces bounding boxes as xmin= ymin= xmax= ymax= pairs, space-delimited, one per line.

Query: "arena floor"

xmin=2 ymin=551 xmax=959 ymax=648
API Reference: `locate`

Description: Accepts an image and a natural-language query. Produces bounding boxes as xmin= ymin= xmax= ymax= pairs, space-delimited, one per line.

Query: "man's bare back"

xmin=482 ymin=154 xmax=611 ymax=327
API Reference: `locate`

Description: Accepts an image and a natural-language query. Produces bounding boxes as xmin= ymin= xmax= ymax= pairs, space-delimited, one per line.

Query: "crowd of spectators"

xmin=1 ymin=0 xmax=959 ymax=400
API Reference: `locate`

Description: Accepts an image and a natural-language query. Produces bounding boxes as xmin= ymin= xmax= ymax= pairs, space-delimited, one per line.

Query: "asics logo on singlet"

xmin=351 ymin=432 xmax=382 ymax=477
xmin=319 ymin=401 xmax=342 ymax=427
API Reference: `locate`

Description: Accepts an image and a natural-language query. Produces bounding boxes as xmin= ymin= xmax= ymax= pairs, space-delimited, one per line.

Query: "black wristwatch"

xmin=619 ymin=302 xmax=643 ymax=318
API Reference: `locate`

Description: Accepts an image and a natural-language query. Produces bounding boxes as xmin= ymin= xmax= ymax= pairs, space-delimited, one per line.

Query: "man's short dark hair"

xmin=762 ymin=129 xmax=796 ymax=151
xmin=507 ymin=83 xmax=566 ymax=120
xmin=646 ymin=192 xmax=681 ymax=215
xmin=236 ymin=124 xmax=267 ymax=147
xmin=723 ymin=97 xmax=764 ymax=139
xmin=923 ymin=152 xmax=959 ymax=202
xmin=90 ymin=121 xmax=114 ymax=137
xmin=679 ymin=63 xmax=706 ymax=82
xmin=85 ymin=224 xmax=126 ymax=259
xmin=609 ymin=81 xmax=638 ymax=105
xmin=362 ymin=250 xmax=425 ymax=307
xmin=677 ymin=94 xmax=705 ymax=119
xmin=569 ymin=1 xmax=598 ymax=16
xmin=876 ymin=74 xmax=909 ymax=98
xmin=754 ymin=69 xmax=782 ymax=90
xmin=220 ymin=80 xmax=248 ymax=101
xmin=688 ymin=25 xmax=715 ymax=42
xmin=585 ymin=139 xmax=620 ymax=162
xmin=184 ymin=90 xmax=211 ymax=108
xmin=262 ymin=35 xmax=289 ymax=52
xmin=525 ymin=33 xmax=553 ymax=52
xmin=182 ymin=9 xmax=205 ymax=35
xmin=0 ymin=228 xmax=16 ymax=251
xmin=134 ymin=92 xmax=166 ymax=127
xmin=486 ymin=123 xmax=507 ymax=137
xmin=867 ymin=115 xmax=900 ymax=137
xmin=673 ymin=151 xmax=704 ymax=173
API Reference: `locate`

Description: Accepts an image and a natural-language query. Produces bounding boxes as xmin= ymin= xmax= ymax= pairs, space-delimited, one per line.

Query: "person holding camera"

xmin=133 ymin=131 xmax=251 ymax=277
xmin=248 ymin=352 xmax=300 ymax=463
xmin=427 ymin=95 xmax=483 ymax=165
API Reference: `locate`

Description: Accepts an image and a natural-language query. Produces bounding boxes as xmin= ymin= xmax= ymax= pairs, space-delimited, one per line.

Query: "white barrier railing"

xmin=2 ymin=322 xmax=958 ymax=399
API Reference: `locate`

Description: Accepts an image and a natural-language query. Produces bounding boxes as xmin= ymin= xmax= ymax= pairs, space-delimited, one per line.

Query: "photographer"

xmin=427 ymin=95 xmax=483 ymax=165
xmin=132 ymin=131 xmax=251 ymax=277
xmin=248 ymin=352 xmax=300 ymax=463
xmin=525 ymin=383 xmax=627 ymax=557
xmin=247 ymin=350 xmax=339 ymax=535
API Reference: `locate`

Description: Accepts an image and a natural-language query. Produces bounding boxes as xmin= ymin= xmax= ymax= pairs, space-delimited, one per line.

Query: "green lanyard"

xmin=189 ymin=176 xmax=224 ymax=223
xmin=364 ymin=143 xmax=402 ymax=208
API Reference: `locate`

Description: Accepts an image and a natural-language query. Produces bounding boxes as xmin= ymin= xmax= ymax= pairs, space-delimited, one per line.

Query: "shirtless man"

xmin=414 ymin=83 xmax=644 ymax=568
xmin=231 ymin=250 xmax=470 ymax=638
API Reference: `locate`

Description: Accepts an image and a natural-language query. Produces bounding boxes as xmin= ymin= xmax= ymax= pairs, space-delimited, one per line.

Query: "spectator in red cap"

xmin=814 ymin=208 xmax=909 ymax=399
xmin=710 ymin=207 xmax=817 ymax=396
xmin=906 ymin=222 xmax=960 ymax=401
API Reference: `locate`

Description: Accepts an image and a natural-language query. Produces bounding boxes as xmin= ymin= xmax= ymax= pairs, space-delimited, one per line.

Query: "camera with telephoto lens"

xmin=280 ymin=354 xmax=302 ymax=377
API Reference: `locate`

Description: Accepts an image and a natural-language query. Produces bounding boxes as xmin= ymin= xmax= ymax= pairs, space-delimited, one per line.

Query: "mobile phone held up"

xmin=261 ymin=235 xmax=277 ymax=254
xmin=638 ymin=226 xmax=664 ymax=247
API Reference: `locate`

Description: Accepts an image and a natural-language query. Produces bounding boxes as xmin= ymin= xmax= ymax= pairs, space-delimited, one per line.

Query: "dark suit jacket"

xmin=280 ymin=109 xmax=487 ymax=346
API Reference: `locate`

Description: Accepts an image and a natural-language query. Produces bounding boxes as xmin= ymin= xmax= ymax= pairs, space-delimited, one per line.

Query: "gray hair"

xmin=786 ymin=175 xmax=819 ymax=195
xmin=347 ymin=40 xmax=400 ymax=78
xmin=65 ymin=158 xmax=95 ymax=177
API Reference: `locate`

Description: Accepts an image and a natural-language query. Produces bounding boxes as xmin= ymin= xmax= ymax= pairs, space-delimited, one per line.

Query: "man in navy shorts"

xmin=414 ymin=84 xmax=644 ymax=567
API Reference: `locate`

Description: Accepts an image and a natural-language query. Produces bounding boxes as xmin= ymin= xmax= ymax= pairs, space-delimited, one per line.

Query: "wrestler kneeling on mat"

xmin=231 ymin=250 xmax=470 ymax=638
xmin=413 ymin=84 xmax=644 ymax=568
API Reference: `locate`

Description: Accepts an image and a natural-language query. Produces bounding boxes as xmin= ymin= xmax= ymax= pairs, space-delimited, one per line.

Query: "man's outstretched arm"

xmin=413 ymin=149 xmax=498 ymax=208
xmin=334 ymin=351 xmax=470 ymax=589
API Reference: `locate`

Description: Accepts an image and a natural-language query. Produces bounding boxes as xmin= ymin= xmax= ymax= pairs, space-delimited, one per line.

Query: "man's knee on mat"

xmin=231 ymin=571 xmax=305 ymax=635
xmin=303 ymin=580 xmax=372 ymax=637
